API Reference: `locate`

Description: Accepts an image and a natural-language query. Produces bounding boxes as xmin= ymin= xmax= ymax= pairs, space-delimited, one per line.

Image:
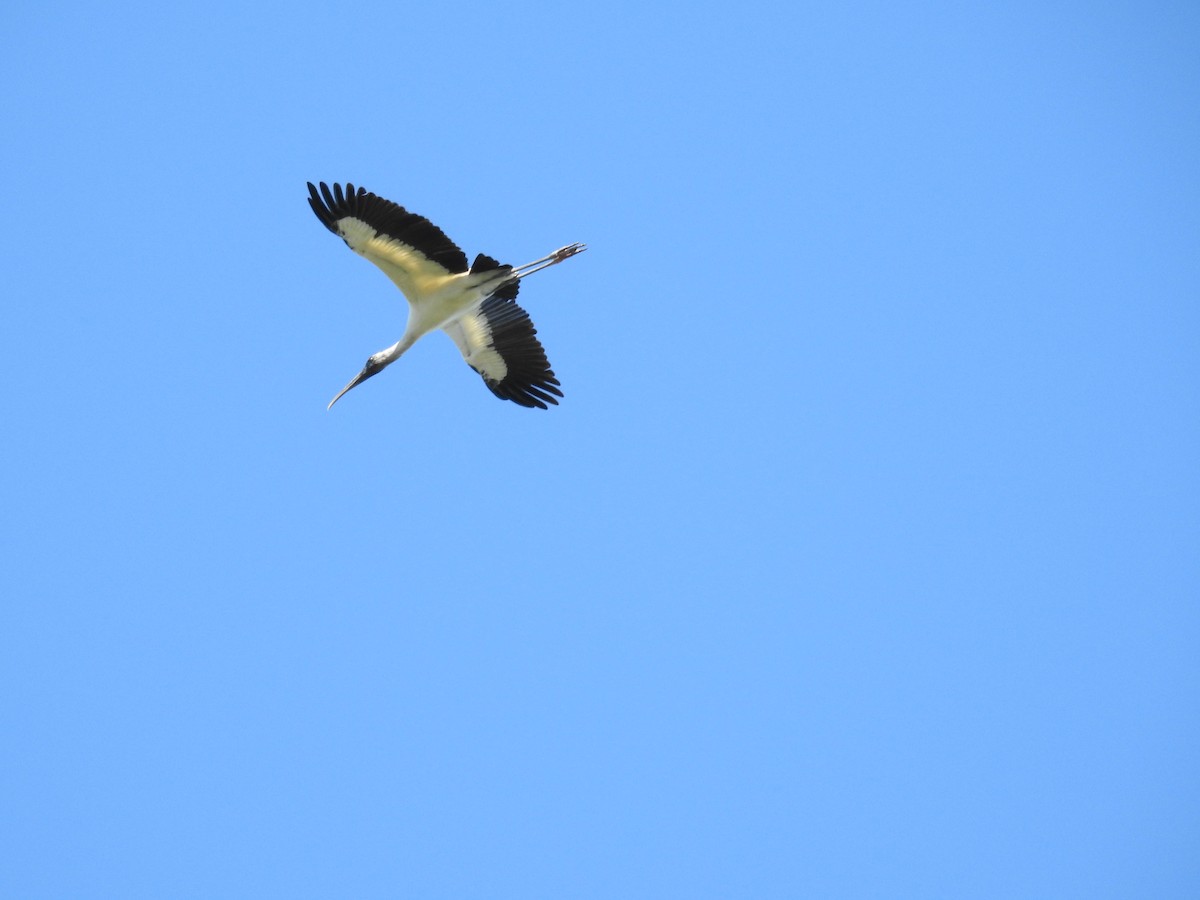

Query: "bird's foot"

xmin=552 ymin=242 xmax=587 ymax=262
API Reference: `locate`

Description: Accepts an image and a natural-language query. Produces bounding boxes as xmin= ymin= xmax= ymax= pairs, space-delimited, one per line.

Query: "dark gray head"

xmin=327 ymin=355 xmax=386 ymax=409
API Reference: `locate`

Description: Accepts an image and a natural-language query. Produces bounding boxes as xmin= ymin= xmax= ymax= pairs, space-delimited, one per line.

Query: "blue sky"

xmin=2 ymin=1 xmax=1197 ymax=896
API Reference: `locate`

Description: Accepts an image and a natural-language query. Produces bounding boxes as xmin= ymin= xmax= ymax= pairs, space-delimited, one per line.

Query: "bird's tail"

xmin=470 ymin=253 xmax=519 ymax=301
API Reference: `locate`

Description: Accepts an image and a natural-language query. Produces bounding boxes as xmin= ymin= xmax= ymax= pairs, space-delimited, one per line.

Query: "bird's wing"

xmin=442 ymin=291 xmax=563 ymax=409
xmin=307 ymin=182 xmax=469 ymax=301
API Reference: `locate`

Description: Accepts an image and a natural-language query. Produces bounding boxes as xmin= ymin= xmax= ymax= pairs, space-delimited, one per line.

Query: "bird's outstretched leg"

xmin=512 ymin=243 xmax=588 ymax=278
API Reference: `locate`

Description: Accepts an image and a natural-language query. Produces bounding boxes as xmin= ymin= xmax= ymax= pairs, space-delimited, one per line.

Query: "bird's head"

xmin=327 ymin=355 xmax=386 ymax=409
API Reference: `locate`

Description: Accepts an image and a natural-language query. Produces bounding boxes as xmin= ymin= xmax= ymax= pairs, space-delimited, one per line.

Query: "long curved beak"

xmin=328 ymin=367 xmax=372 ymax=410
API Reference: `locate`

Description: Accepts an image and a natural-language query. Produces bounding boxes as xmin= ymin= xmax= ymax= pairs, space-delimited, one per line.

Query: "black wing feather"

xmin=475 ymin=294 xmax=562 ymax=409
xmin=306 ymin=181 xmax=469 ymax=274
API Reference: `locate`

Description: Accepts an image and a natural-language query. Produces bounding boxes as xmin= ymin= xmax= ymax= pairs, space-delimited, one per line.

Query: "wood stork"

xmin=307 ymin=182 xmax=585 ymax=410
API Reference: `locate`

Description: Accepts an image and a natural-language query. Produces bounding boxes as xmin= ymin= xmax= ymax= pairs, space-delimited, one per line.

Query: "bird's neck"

xmin=376 ymin=335 xmax=416 ymax=367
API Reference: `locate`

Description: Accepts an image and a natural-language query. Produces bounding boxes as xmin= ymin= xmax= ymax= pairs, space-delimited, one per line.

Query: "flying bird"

xmin=306 ymin=182 xmax=585 ymax=410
